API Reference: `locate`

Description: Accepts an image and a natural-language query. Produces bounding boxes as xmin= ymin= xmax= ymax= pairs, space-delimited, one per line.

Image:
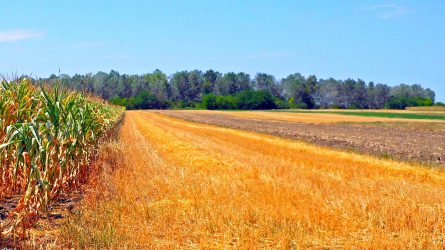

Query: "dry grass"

xmin=174 ymin=110 xmax=445 ymax=124
xmin=407 ymin=106 xmax=445 ymax=112
xmin=61 ymin=111 xmax=445 ymax=248
xmin=289 ymin=109 xmax=437 ymax=113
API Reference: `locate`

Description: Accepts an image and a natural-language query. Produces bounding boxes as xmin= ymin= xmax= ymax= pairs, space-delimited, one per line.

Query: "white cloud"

xmin=362 ymin=4 xmax=411 ymax=19
xmin=0 ymin=29 xmax=44 ymax=42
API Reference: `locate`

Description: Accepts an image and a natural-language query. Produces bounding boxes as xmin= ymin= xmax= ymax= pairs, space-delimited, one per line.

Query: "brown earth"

xmin=156 ymin=110 xmax=445 ymax=165
xmin=0 ymin=191 xmax=82 ymax=248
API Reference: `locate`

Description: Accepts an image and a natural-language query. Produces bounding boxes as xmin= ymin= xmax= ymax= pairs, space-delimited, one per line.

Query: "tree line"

xmin=40 ymin=69 xmax=437 ymax=110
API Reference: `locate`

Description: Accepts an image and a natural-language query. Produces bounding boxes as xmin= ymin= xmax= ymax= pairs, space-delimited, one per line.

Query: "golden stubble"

xmin=170 ymin=109 xmax=445 ymax=124
xmin=63 ymin=111 xmax=445 ymax=249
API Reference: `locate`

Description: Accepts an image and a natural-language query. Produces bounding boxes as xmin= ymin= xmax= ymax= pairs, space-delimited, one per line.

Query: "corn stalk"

xmin=0 ymin=78 xmax=123 ymax=239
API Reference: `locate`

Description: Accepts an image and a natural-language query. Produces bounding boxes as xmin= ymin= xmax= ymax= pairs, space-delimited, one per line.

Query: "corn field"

xmin=0 ymin=78 xmax=123 ymax=239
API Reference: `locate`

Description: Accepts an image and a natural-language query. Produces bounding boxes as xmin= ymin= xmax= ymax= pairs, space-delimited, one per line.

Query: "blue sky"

xmin=1 ymin=1 xmax=444 ymax=101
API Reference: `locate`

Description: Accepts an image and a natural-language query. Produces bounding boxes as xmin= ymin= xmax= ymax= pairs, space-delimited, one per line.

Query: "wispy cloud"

xmin=0 ymin=29 xmax=44 ymax=42
xmin=245 ymin=51 xmax=291 ymax=59
xmin=362 ymin=4 xmax=411 ymax=19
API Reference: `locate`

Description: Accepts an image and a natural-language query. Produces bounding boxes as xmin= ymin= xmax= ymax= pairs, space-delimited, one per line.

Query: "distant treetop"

xmin=39 ymin=70 xmax=436 ymax=110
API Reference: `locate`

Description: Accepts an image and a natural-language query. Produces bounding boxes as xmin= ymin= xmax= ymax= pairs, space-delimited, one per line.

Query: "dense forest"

xmin=39 ymin=70 xmax=437 ymax=110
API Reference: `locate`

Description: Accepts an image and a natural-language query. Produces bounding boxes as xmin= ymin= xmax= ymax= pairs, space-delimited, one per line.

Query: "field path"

xmin=66 ymin=110 xmax=445 ymax=248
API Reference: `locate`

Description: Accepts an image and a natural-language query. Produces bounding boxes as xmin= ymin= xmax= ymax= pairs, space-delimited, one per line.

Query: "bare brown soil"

xmin=0 ymin=191 xmax=82 ymax=248
xmin=157 ymin=110 xmax=445 ymax=165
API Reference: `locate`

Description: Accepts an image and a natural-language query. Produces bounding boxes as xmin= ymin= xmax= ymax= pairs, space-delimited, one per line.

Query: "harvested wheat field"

xmin=59 ymin=111 xmax=445 ymax=248
xmin=158 ymin=110 xmax=445 ymax=165
xmin=174 ymin=110 xmax=445 ymax=124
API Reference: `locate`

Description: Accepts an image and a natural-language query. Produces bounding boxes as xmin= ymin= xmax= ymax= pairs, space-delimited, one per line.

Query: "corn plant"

xmin=0 ymin=78 xmax=123 ymax=239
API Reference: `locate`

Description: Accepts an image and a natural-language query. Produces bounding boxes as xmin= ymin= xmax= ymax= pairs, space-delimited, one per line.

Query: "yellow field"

xmin=290 ymin=108 xmax=443 ymax=113
xmin=407 ymin=106 xmax=445 ymax=112
xmin=61 ymin=111 xmax=445 ymax=248
xmin=167 ymin=110 xmax=444 ymax=124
